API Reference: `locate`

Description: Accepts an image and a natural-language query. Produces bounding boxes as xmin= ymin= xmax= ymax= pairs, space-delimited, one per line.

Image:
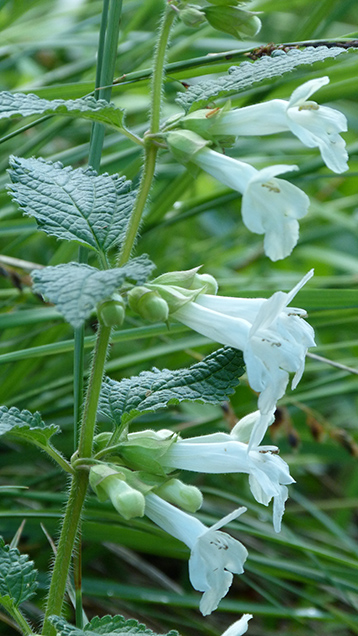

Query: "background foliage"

xmin=0 ymin=0 xmax=358 ymax=634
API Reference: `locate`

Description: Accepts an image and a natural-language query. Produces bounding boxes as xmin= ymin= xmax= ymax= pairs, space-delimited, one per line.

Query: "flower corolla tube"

xmin=199 ymin=76 xmax=348 ymax=173
xmin=159 ymin=422 xmax=294 ymax=532
xmin=144 ymin=493 xmax=248 ymax=615
xmin=190 ymin=147 xmax=309 ymax=261
xmin=172 ymin=270 xmax=316 ymax=417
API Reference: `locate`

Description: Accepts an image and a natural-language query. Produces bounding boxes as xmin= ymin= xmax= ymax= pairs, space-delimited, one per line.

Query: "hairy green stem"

xmin=41 ymin=473 xmax=88 ymax=636
xmin=116 ymin=144 xmax=157 ymax=266
xmin=42 ymin=324 xmax=112 ymax=636
xmin=117 ymin=2 xmax=176 ymax=266
xmin=8 ymin=606 xmax=35 ymax=636
xmin=44 ymin=445 xmax=75 ymax=475
xmin=72 ymin=2 xmax=123 ymax=624
xmin=150 ymin=4 xmax=176 ymax=135
xmin=77 ymin=325 xmax=111 ymax=458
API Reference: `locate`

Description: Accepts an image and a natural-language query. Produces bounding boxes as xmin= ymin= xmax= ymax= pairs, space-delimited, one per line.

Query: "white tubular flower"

xmin=203 ymin=76 xmax=348 ymax=173
xmin=221 ymin=614 xmax=253 ymax=636
xmin=161 ymin=426 xmax=294 ymax=532
xmin=144 ymin=493 xmax=248 ymax=615
xmin=192 ymin=147 xmax=309 ymax=261
xmin=173 ymin=270 xmax=316 ymax=416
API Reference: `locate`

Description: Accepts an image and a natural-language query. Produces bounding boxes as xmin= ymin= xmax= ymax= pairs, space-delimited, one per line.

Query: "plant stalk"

xmin=117 ymin=2 xmax=176 ymax=266
xmin=8 ymin=606 xmax=34 ymax=636
xmin=42 ymin=323 xmax=111 ymax=636
xmin=72 ymin=1 xmax=123 ymax=626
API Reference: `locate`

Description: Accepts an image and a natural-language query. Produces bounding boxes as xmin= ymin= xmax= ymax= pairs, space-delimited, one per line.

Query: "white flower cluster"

xmin=92 ymin=267 xmax=316 ymax=619
xmin=91 ymin=76 xmax=347 ymax=628
xmin=167 ymin=76 xmax=348 ymax=261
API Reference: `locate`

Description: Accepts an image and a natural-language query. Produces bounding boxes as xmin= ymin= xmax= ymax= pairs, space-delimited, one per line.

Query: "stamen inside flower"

xmin=261 ymin=181 xmax=280 ymax=192
xmin=298 ymin=101 xmax=319 ymax=111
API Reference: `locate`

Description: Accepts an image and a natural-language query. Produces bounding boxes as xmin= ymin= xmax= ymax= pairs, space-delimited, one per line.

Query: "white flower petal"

xmin=233 ymin=410 xmax=276 ymax=448
xmin=288 ymin=76 xmax=330 ymax=107
xmin=173 ymin=274 xmax=315 ymax=425
xmin=241 ymin=172 xmax=310 ymax=260
xmin=203 ymin=76 xmax=348 ymax=173
xmin=144 ymin=494 xmax=248 ymax=615
xmin=192 ymin=148 xmax=309 ymax=260
xmin=197 ymin=294 xmax=265 ymax=323
xmin=174 ymin=300 xmax=250 ymax=350
xmin=220 ymin=614 xmax=253 ymax=636
xmin=161 ymin=435 xmax=294 ymax=531
xmin=287 ymin=104 xmax=348 ymax=173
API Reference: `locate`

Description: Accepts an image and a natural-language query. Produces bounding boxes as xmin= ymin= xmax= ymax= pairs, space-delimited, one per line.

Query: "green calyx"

xmin=203 ymin=5 xmax=261 ymax=39
xmin=118 ymin=429 xmax=178 ymax=476
xmin=154 ymin=478 xmax=203 ymax=512
xmin=97 ymin=293 xmax=126 ymax=327
xmin=166 ymin=129 xmax=210 ymax=163
xmin=128 ymin=286 xmax=169 ymax=323
xmin=180 ymin=102 xmax=235 ymax=145
xmin=144 ymin=267 xmax=218 ymax=314
xmin=179 ymin=5 xmax=206 ymax=26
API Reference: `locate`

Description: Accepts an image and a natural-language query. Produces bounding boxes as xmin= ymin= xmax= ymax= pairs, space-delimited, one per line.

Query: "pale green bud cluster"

xmin=94 ymin=266 xmax=217 ymax=330
xmin=89 ymin=430 xmax=203 ymax=520
xmin=127 ymin=266 xmax=218 ymax=319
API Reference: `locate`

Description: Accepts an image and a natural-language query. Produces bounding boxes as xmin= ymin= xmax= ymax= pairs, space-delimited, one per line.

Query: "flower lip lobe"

xmin=144 ymin=493 xmax=248 ymax=615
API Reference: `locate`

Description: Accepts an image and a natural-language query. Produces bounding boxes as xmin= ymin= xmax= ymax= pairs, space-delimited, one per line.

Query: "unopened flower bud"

xmin=179 ymin=6 xmax=206 ymax=27
xmin=128 ymin=286 xmax=169 ymax=323
xmin=89 ymin=465 xmax=145 ymax=520
xmin=93 ymin=432 xmax=113 ymax=453
xmin=97 ymin=293 xmax=125 ymax=327
xmin=155 ymin=478 xmax=203 ymax=512
xmin=203 ymin=6 xmax=261 ymax=39
xmin=152 ymin=268 xmax=218 ymax=295
xmin=191 ymin=272 xmax=218 ymax=295
xmin=152 ymin=267 xmax=201 ymax=289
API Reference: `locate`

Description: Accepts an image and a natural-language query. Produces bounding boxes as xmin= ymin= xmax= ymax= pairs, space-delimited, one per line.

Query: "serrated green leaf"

xmin=31 ymin=257 xmax=155 ymax=328
xmin=0 ymin=538 xmax=38 ymax=608
xmin=0 ymin=405 xmax=59 ymax=447
xmin=8 ymin=156 xmax=136 ymax=255
xmin=0 ymin=92 xmax=124 ymax=129
xmin=176 ymin=45 xmax=349 ymax=112
xmin=50 ymin=614 xmax=179 ymax=636
xmin=99 ymin=346 xmax=245 ymax=425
